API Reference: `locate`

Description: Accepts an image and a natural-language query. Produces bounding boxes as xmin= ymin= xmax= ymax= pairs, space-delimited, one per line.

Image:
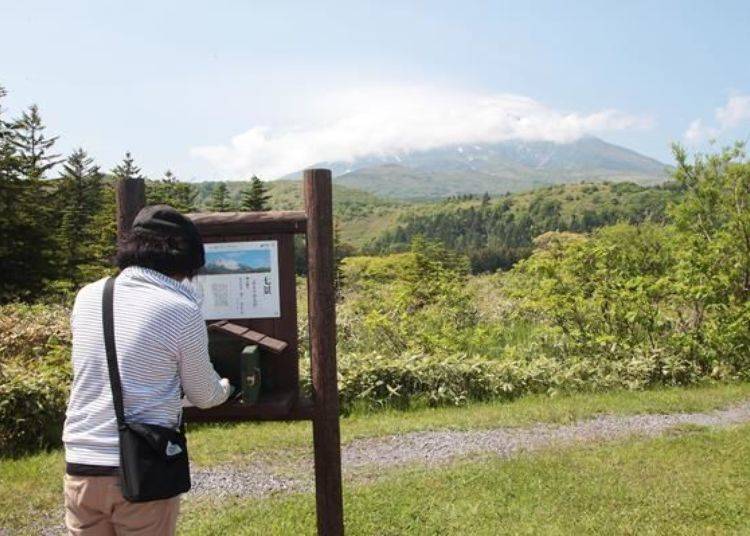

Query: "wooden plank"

xmin=305 ymin=169 xmax=345 ymax=536
xmin=115 ymin=178 xmax=146 ymax=239
xmin=187 ymin=211 xmax=307 ymax=236
xmin=207 ymin=321 xmax=288 ymax=353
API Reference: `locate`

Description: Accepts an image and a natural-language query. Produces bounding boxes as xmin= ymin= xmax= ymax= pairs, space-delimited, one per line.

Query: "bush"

xmin=500 ymin=221 xmax=750 ymax=384
xmin=301 ymin=343 xmax=724 ymax=414
xmin=0 ymin=302 xmax=72 ymax=455
xmin=338 ymin=239 xmax=480 ymax=356
xmin=0 ymin=302 xmax=70 ymax=364
xmin=0 ymin=350 xmax=71 ymax=456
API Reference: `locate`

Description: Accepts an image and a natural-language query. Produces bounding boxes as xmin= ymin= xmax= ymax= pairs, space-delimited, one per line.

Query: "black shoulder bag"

xmin=102 ymin=277 xmax=191 ymax=502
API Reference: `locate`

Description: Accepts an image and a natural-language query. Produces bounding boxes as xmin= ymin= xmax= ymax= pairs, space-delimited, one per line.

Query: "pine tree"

xmin=88 ymin=182 xmax=117 ymax=269
xmin=11 ymin=104 xmax=61 ymax=179
xmin=147 ymin=170 xmax=197 ymax=213
xmin=209 ymin=182 xmax=233 ymax=212
xmin=93 ymin=152 xmax=146 ymax=265
xmin=0 ymin=90 xmax=57 ymax=300
xmin=239 ymin=175 xmax=271 ymax=211
xmin=57 ymin=149 xmax=104 ymax=285
xmin=112 ymin=151 xmax=144 ymax=181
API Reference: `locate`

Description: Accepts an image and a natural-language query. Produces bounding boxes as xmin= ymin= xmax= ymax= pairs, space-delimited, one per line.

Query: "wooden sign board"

xmin=181 ymin=211 xmax=311 ymax=422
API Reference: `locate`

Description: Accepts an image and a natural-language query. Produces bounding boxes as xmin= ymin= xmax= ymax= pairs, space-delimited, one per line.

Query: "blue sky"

xmin=2 ymin=0 xmax=750 ymax=180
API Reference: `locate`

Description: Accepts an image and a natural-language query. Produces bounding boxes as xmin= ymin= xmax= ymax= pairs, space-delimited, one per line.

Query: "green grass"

xmin=181 ymin=424 xmax=750 ymax=535
xmin=0 ymin=449 xmax=63 ymax=531
xmin=1 ymin=383 xmax=749 ymax=533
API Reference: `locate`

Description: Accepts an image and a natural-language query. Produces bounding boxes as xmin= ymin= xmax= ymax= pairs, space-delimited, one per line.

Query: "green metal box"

xmin=240 ymin=345 xmax=261 ymax=405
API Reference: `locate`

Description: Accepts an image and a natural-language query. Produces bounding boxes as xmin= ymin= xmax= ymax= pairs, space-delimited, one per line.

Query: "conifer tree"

xmin=239 ymin=175 xmax=271 ymax=211
xmin=0 ymin=90 xmax=57 ymax=299
xmin=11 ymin=104 xmax=61 ymax=179
xmin=57 ymin=149 xmax=104 ymax=284
xmin=112 ymin=151 xmax=144 ymax=181
xmin=209 ymin=182 xmax=233 ymax=212
xmin=147 ymin=170 xmax=198 ymax=213
xmin=92 ymin=152 xmax=146 ymax=265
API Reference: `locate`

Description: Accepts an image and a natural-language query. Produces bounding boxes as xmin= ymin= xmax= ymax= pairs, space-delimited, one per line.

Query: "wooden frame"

xmin=116 ymin=169 xmax=344 ymax=535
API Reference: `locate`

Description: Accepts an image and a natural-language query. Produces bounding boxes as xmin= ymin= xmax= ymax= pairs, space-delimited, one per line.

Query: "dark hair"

xmin=115 ymin=231 xmax=200 ymax=279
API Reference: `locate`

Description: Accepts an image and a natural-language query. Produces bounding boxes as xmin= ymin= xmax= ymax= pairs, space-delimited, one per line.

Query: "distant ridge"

xmin=292 ymin=137 xmax=670 ymax=199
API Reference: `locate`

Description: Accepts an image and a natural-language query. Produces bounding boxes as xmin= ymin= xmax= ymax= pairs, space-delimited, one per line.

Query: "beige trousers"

xmin=63 ymin=474 xmax=180 ymax=536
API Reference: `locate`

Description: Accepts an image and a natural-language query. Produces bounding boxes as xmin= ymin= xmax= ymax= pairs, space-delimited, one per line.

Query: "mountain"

xmin=304 ymin=137 xmax=670 ymax=199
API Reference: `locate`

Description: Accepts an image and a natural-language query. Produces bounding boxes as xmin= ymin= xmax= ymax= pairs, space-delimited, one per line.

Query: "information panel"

xmin=193 ymin=240 xmax=280 ymax=320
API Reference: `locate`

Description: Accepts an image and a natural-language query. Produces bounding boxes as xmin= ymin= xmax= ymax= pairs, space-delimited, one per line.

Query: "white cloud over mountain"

xmin=684 ymin=93 xmax=750 ymax=143
xmin=191 ymin=85 xmax=653 ymax=179
xmin=212 ymin=258 xmax=241 ymax=271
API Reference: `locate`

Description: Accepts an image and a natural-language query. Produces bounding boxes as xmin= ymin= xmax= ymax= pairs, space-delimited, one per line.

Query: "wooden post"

xmin=304 ymin=169 xmax=344 ymax=536
xmin=115 ymin=177 xmax=146 ymax=239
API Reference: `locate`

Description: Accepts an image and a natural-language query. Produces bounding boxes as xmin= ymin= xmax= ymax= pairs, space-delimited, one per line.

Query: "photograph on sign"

xmin=193 ymin=240 xmax=280 ymax=320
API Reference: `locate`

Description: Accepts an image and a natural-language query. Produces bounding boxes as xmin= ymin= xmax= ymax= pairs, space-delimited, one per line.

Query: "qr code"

xmin=211 ymin=283 xmax=229 ymax=307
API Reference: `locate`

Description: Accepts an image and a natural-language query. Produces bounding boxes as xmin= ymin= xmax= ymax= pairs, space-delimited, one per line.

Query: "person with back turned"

xmin=62 ymin=205 xmax=232 ymax=535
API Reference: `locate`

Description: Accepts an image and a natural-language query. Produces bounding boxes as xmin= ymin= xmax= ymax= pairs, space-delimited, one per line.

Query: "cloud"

xmin=213 ymin=258 xmax=240 ymax=271
xmin=684 ymin=93 xmax=750 ymax=143
xmin=191 ymin=85 xmax=653 ymax=179
xmin=716 ymin=94 xmax=750 ymax=129
xmin=683 ymin=119 xmax=718 ymax=144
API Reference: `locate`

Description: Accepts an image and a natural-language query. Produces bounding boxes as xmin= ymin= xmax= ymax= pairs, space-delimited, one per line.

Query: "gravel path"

xmin=190 ymin=400 xmax=750 ymax=499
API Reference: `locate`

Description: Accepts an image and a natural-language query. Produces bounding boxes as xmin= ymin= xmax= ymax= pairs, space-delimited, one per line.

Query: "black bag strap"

xmin=102 ymin=277 xmax=127 ymax=429
xmin=102 ymin=276 xmax=186 ymax=434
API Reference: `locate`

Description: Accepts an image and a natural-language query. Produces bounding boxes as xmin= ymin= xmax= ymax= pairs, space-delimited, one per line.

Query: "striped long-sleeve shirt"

xmin=62 ymin=266 xmax=230 ymax=466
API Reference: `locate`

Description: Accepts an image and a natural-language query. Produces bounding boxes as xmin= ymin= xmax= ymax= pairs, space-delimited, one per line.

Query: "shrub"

xmin=301 ymin=343 xmax=722 ymax=414
xmin=0 ymin=302 xmax=70 ymax=364
xmin=0 ymin=349 xmax=71 ymax=456
xmin=0 ymin=302 xmax=72 ymax=455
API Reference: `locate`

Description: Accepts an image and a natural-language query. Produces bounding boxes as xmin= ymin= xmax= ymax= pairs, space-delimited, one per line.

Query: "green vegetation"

xmin=2 ymin=383 xmax=749 ymax=533
xmin=369 ymin=181 xmax=681 ymax=271
xmin=239 ymin=175 xmax=271 ymax=211
xmin=208 ymin=181 xmax=233 ymax=212
xmin=147 ymin=169 xmax=199 ymax=213
xmin=0 ymin=302 xmax=71 ymax=455
xmin=180 ymin=423 xmax=750 ymax=535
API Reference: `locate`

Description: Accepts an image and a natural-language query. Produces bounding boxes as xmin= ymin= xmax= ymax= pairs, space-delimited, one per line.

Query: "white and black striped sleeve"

xmin=177 ymin=306 xmax=231 ymax=409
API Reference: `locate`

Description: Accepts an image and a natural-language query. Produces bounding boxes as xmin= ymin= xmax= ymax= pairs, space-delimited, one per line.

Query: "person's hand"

xmin=220 ymin=377 xmax=237 ymax=398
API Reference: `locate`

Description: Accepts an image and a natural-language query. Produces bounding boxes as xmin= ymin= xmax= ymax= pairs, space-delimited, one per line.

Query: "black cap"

xmin=131 ymin=205 xmax=205 ymax=270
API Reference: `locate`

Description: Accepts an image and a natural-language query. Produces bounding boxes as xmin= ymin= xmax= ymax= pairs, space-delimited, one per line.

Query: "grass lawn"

xmin=1 ymin=382 xmax=750 ymax=533
xmin=180 ymin=423 xmax=750 ymax=535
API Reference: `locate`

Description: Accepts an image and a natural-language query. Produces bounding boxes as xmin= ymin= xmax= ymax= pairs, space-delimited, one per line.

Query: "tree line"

xmin=368 ymin=182 xmax=682 ymax=272
xmin=0 ymin=85 xmax=271 ymax=302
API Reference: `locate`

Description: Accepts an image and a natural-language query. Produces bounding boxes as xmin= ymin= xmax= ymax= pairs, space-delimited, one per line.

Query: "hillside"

xmin=366 ymin=181 xmax=683 ymax=271
xmin=191 ymin=179 xmax=681 ymax=258
xmin=307 ymin=137 xmax=670 ymax=199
